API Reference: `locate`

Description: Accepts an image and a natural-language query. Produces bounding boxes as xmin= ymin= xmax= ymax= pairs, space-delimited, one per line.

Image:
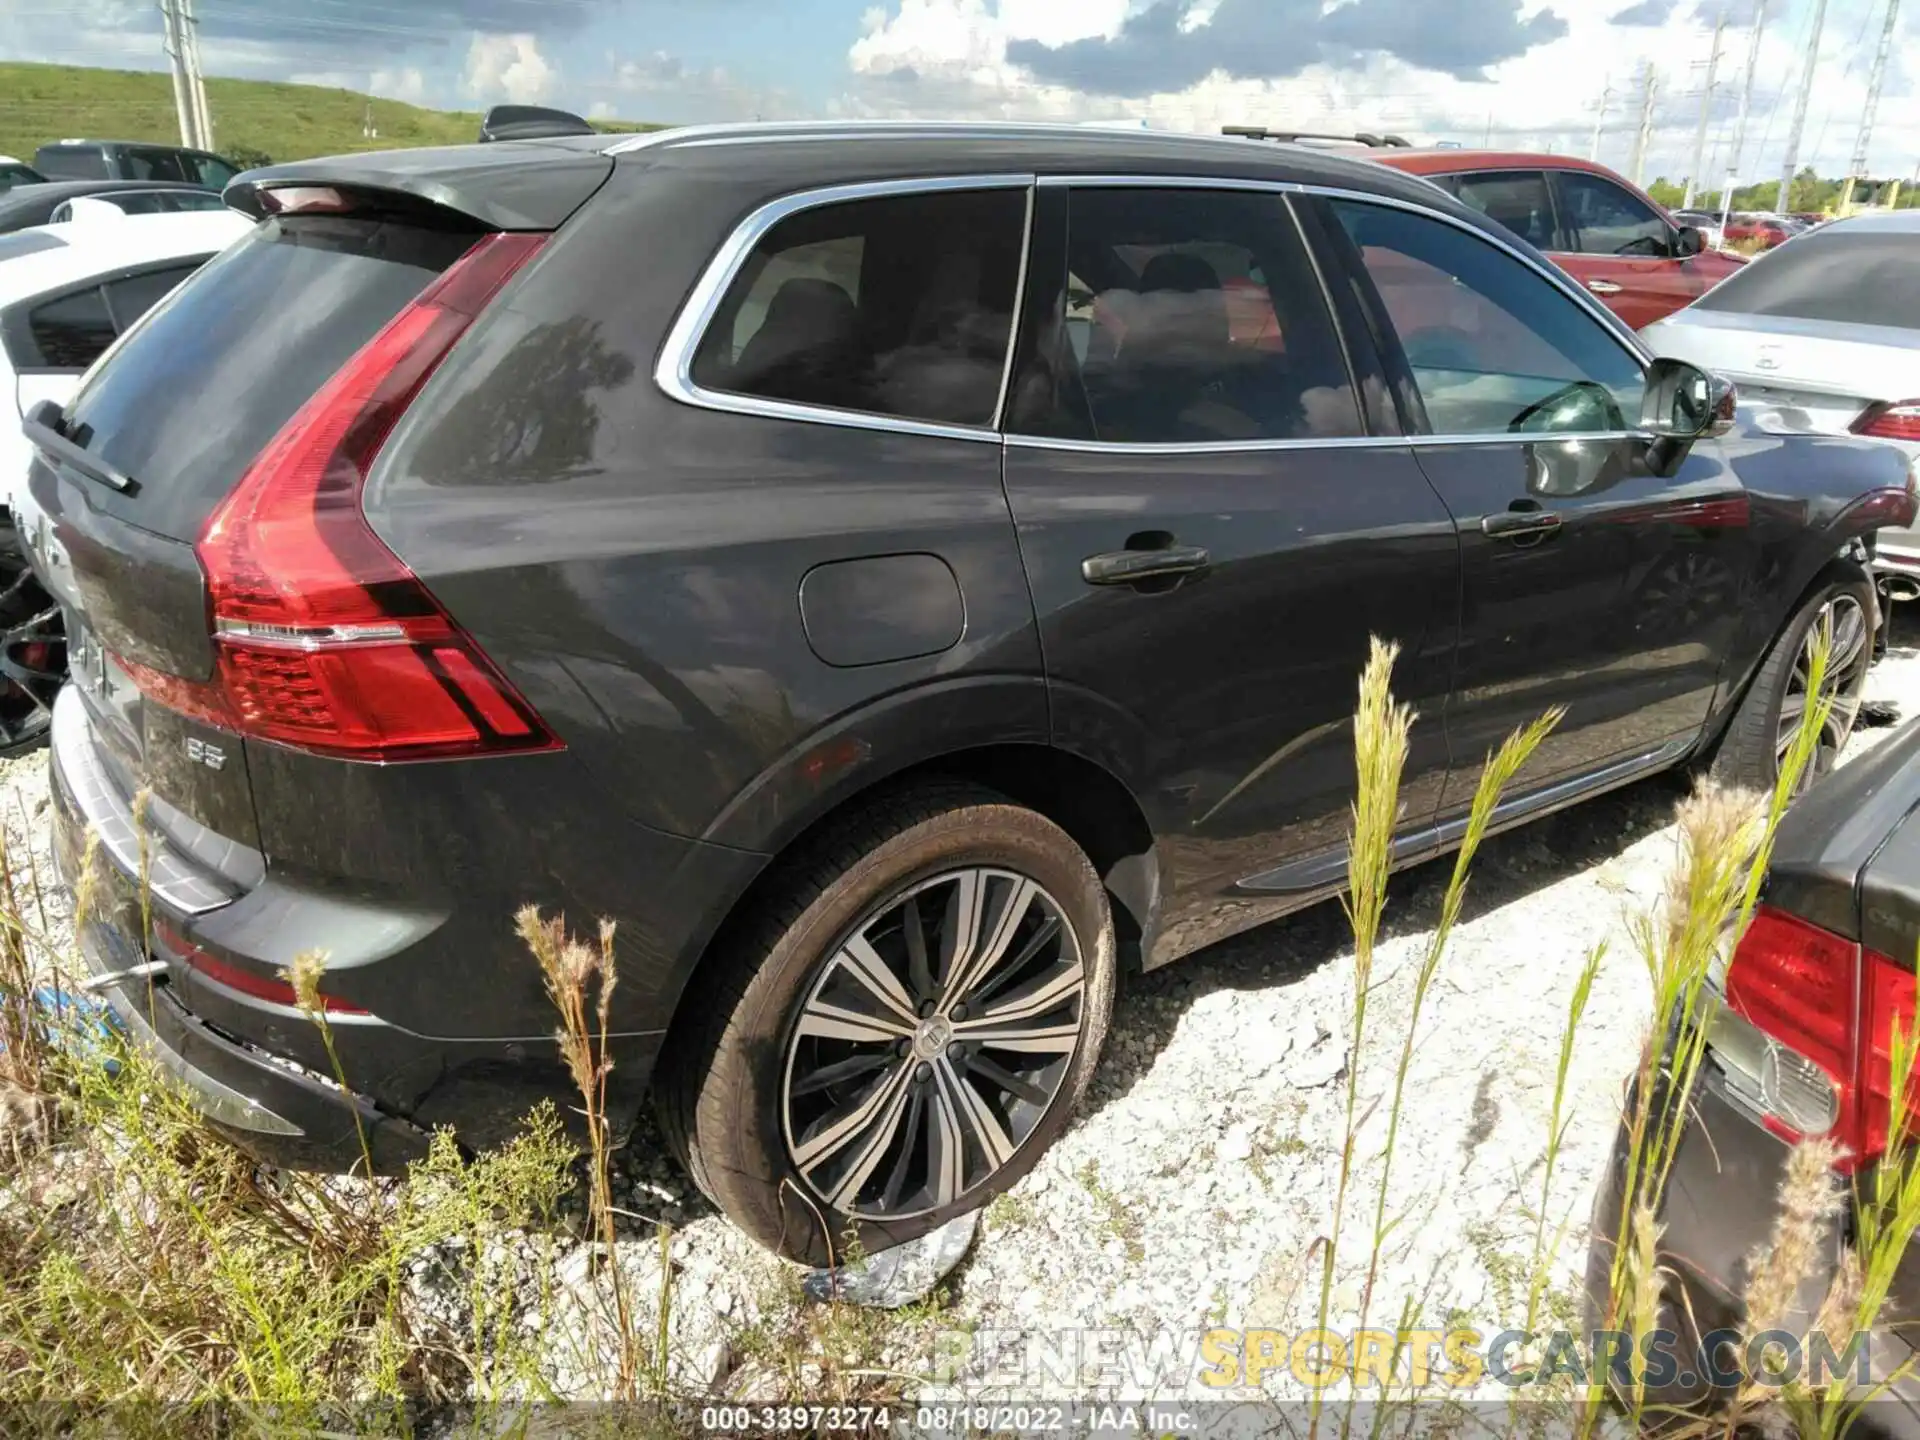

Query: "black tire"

xmin=0 ymin=514 xmax=63 ymax=759
xmin=1709 ymin=563 xmax=1876 ymax=793
xmin=656 ymin=783 xmax=1116 ymax=1265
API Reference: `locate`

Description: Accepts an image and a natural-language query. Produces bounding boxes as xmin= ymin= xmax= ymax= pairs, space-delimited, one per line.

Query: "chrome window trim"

xmin=653 ymin=168 xmax=1657 ymax=451
xmin=653 ymin=173 xmax=1035 ymax=445
xmin=1005 ymin=429 xmax=1651 ymax=457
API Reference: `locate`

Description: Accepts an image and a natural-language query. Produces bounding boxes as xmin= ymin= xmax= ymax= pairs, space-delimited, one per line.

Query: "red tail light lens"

xmin=1852 ymin=401 xmax=1920 ymax=443
xmin=189 ymin=230 xmax=561 ymax=762
xmin=1719 ymin=903 xmax=1918 ymax=1170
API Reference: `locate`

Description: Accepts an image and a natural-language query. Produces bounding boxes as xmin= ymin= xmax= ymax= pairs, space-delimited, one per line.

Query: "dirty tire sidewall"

xmin=1709 ymin=564 xmax=1875 ymax=793
xmin=667 ymin=789 xmax=1116 ymax=1267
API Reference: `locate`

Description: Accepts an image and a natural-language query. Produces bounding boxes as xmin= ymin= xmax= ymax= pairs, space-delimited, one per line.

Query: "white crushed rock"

xmin=5 ymin=604 xmax=1917 ymax=1404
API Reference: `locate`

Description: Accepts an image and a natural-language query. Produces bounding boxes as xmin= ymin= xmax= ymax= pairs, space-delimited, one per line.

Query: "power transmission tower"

xmin=1683 ymin=6 xmax=1727 ymax=209
xmin=1776 ymin=0 xmax=1830 ymax=211
xmin=158 ymin=0 xmax=197 ymax=149
xmin=1628 ymin=63 xmax=1659 ymax=186
xmin=1720 ymin=0 xmax=1768 ymax=230
xmin=1846 ymin=0 xmax=1900 ymax=205
xmin=180 ymin=0 xmax=213 ymax=151
xmin=1589 ymin=75 xmax=1613 ymax=161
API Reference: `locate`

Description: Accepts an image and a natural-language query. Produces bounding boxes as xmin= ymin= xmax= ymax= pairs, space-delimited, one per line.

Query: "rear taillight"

xmin=1852 ymin=401 xmax=1920 ymax=443
xmin=1716 ymin=903 xmax=1917 ymax=1171
xmin=178 ymin=229 xmax=560 ymax=763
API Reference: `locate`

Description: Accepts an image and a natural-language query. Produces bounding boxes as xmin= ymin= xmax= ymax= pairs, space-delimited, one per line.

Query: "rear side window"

xmin=688 ymin=187 xmax=1027 ymax=429
xmin=1694 ymin=227 xmax=1920 ymax=329
xmin=27 ymin=287 xmax=114 ymax=368
xmin=120 ymin=148 xmax=193 ymax=183
xmin=1448 ymin=171 xmax=1561 ymax=252
xmin=1009 ymin=186 xmax=1362 ymax=444
xmin=60 ymin=215 xmax=477 ymax=539
xmin=35 ymin=148 xmax=109 ymax=180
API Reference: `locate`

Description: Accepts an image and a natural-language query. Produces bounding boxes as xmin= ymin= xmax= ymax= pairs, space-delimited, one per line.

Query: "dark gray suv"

xmin=22 ymin=122 xmax=1914 ymax=1263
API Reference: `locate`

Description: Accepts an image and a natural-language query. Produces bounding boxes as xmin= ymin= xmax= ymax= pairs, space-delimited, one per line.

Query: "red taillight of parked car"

xmin=1718 ymin=903 xmax=1916 ymax=1170
xmin=1852 ymin=401 xmax=1920 ymax=443
xmin=150 ymin=230 xmax=562 ymax=763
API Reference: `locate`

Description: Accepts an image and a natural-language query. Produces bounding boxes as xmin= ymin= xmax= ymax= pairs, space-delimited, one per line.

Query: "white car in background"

xmin=0 ymin=208 xmax=252 ymax=754
xmin=1640 ymin=209 xmax=1920 ymax=599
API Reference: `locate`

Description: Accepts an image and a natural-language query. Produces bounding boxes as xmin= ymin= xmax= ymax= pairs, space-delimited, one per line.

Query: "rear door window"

xmin=1009 ymin=186 xmax=1362 ymax=444
xmin=1448 ymin=170 xmax=1563 ymax=252
xmin=59 ymin=215 xmax=478 ymax=539
xmin=120 ymin=148 xmax=193 ymax=183
xmin=688 ymin=186 xmax=1028 ymax=429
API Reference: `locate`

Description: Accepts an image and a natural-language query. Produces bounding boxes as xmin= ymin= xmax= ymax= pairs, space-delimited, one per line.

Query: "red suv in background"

xmin=1363 ymin=148 xmax=1744 ymax=329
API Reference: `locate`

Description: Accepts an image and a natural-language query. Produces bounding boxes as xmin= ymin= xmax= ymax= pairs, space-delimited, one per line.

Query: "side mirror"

xmin=1642 ymin=357 xmax=1736 ymax=441
xmin=1675 ymin=225 xmax=1706 ymax=257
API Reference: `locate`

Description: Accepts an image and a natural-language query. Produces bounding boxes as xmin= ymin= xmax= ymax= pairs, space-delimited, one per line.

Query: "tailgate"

xmin=20 ymin=166 xmax=593 ymax=865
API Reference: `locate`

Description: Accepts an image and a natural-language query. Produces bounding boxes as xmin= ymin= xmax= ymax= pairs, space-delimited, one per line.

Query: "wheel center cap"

xmin=912 ymin=1016 xmax=953 ymax=1060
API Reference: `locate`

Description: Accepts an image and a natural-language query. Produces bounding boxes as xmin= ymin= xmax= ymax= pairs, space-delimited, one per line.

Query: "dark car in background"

xmin=0 ymin=181 xmax=220 ymax=235
xmin=0 ymin=158 xmax=44 ymax=193
xmin=21 ymin=121 xmax=1916 ymax=1264
xmin=1589 ymin=718 xmax=1920 ymax=1423
xmin=32 ymin=140 xmax=238 ymax=190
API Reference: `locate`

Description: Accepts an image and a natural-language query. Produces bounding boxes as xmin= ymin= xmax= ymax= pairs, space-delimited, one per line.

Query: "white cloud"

xmin=462 ymin=32 xmax=556 ymax=106
xmin=842 ymin=0 xmax=1920 ymax=187
xmin=369 ymin=66 xmax=429 ymax=105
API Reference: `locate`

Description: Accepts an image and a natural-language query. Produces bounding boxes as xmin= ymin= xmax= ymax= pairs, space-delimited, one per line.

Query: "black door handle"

xmin=1081 ymin=544 xmax=1211 ymax=585
xmin=1481 ymin=510 xmax=1563 ymax=540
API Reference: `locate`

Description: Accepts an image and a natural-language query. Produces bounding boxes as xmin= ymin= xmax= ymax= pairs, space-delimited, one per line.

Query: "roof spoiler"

xmin=478 ymin=105 xmax=597 ymax=143
xmin=1224 ymin=126 xmax=1411 ymax=148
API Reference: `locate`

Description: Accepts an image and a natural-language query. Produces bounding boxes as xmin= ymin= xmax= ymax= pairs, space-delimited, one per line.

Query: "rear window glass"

xmin=60 ymin=215 xmax=476 ymax=539
xmin=0 ymin=164 xmax=39 ymax=192
xmin=1694 ymin=226 xmax=1920 ymax=328
xmin=689 ymin=187 xmax=1027 ymax=429
xmin=35 ymin=148 xmax=109 ymax=180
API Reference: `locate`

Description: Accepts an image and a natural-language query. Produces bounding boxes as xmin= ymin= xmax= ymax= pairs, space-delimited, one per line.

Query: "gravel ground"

xmin=10 ymin=607 xmax=1920 ymax=1402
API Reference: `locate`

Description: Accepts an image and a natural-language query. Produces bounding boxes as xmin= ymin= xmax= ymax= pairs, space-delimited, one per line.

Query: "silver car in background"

xmin=1641 ymin=210 xmax=1920 ymax=594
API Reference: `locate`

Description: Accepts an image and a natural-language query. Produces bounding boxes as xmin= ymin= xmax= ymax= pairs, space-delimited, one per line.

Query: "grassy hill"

xmin=0 ymin=62 xmax=661 ymax=169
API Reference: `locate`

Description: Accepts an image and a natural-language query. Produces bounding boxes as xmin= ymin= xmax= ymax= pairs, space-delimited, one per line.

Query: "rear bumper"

xmin=1588 ymin=1063 xmax=1920 ymax=1434
xmin=53 ymin=740 xmax=436 ymax=1171
xmin=45 ymin=683 xmax=743 ymax=1172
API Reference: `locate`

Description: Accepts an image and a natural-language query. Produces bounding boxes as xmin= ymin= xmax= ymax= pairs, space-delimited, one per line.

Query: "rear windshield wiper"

xmin=22 ymin=400 xmax=135 ymax=494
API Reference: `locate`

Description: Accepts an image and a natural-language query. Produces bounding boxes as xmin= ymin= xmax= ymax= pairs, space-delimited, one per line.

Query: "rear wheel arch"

xmin=655 ymin=741 xmax=1158 ymax=1086
xmin=1699 ymin=554 xmax=1876 ymax=781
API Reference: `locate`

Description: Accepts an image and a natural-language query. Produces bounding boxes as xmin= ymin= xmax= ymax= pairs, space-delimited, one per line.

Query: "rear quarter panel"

xmin=1708 ymin=426 xmax=1912 ymax=719
xmin=360 ymin=154 xmax=1048 ymax=931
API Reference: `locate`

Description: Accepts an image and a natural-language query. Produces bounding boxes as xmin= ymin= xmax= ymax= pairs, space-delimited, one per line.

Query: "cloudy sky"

xmin=3 ymin=0 xmax=1916 ymax=188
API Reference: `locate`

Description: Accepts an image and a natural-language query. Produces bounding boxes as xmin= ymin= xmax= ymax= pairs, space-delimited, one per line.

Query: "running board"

xmin=1234 ymin=735 xmax=1695 ymax=896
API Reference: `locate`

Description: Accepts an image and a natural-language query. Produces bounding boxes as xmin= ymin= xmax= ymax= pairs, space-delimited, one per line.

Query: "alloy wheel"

xmin=0 ymin=558 xmax=62 ymax=757
xmin=780 ymin=866 xmax=1085 ymax=1221
xmin=1776 ymin=592 xmax=1871 ymax=790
